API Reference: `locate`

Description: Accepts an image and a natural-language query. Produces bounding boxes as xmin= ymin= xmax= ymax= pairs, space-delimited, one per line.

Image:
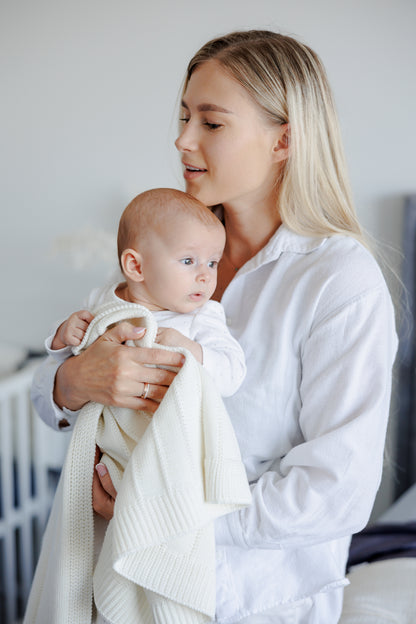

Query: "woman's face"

xmin=175 ymin=60 xmax=287 ymax=210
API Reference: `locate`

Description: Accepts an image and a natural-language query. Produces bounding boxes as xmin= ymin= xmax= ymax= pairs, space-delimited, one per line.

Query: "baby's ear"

xmin=120 ymin=248 xmax=144 ymax=282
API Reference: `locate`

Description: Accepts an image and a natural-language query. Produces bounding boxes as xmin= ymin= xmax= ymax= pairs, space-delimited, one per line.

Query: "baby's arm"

xmin=155 ymin=327 xmax=203 ymax=363
xmin=51 ymin=310 xmax=94 ymax=350
xmin=190 ymin=301 xmax=246 ymax=397
xmin=155 ymin=302 xmax=246 ymax=397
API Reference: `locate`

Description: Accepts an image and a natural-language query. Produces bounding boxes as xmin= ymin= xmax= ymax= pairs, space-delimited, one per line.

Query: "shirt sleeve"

xmin=215 ymin=284 xmax=398 ymax=550
xmin=30 ymin=355 xmax=81 ymax=431
xmin=191 ymin=301 xmax=246 ymax=397
xmin=44 ymin=334 xmax=73 ymax=363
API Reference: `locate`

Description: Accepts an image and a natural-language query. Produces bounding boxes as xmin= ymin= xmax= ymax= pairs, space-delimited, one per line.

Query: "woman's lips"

xmin=183 ymin=163 xmax=207 ymax=180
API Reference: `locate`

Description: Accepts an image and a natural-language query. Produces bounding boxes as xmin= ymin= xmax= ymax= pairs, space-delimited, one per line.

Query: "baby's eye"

xmin=181 ymin=257 xmax=193 ymax=265
xmin=208 ymin=260 xmax=218 ymax=269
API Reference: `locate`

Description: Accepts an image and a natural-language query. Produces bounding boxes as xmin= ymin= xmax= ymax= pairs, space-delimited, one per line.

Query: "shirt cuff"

xmin=44 ymin=335 xmax=73 ymax=362
xmin=59 ymin=406 xmax=81 ymax=430
xmin=31 ymin=356 xmax=78 ymax=431
xmin=46 ymin=383 xmax=79 ymax=431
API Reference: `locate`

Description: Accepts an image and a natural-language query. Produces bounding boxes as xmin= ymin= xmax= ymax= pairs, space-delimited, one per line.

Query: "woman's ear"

xmin=120 ymin=248 xmax=144 ymax=282
xmin=272 ymin=123 xmax=290 ymax=163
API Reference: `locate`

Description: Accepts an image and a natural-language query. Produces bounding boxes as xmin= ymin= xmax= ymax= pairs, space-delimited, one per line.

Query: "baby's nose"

xmin=197 ymin=269 xmax=209 ymax=282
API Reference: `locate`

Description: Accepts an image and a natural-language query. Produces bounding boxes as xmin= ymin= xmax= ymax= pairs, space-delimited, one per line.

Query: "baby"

xmin=49 ymin=187 xmax=245 ymax=397
xmin=26 ymin=189 xmax=251 ymax=624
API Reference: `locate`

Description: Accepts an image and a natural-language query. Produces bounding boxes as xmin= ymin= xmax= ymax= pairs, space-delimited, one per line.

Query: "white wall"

xmin=1 ymin=0 xmax=415 ymax=511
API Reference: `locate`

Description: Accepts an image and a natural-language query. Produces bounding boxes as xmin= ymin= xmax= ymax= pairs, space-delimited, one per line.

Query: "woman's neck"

xmin=222 ymin=199 xmax=282 ymax=269
xmin=213 ymin=197 xmax=281 ymax=301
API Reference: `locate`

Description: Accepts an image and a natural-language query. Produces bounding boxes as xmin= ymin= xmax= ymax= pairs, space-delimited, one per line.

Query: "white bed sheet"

xmin=340 ymin=484 xmax=416 ymax=623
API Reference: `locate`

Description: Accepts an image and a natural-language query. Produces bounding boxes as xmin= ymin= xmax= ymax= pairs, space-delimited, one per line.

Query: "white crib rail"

xmin=0 ymin=361 xmax=68 ymax=624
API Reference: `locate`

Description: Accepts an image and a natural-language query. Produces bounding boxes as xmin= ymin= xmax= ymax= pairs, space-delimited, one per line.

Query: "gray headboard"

xmin=396 ymin=194 xmax=416 ymax=496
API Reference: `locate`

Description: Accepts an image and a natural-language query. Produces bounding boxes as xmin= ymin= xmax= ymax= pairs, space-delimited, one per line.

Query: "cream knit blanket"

xmin=24 ymin=301 xmax=251 ymax=624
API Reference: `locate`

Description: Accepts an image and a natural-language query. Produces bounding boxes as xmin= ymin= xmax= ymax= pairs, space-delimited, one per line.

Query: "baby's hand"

xmin=155 ymin=327 xmax=203 ymax=363
xmin=155 ymin=327 xmax=185 ymax=348
xmin=51 ymin=310 xmax=94 ymax=350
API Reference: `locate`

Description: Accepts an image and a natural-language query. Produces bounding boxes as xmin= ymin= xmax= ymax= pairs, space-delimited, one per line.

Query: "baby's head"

xmin=117 ymin=188 xmax=226 ymax=313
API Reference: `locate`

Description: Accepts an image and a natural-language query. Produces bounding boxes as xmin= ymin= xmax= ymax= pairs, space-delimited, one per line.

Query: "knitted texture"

xmin=24 ymin=301 xmax=251 ymax=624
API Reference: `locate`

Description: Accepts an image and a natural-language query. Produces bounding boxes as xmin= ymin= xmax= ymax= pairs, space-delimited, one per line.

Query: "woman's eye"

xmin=179 ymin=117 xmax=190 ymax=124
xmin=204 ymin=122 xmax=222 ymax=130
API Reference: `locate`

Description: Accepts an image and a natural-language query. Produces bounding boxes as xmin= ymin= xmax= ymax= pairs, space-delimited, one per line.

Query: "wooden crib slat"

xmin=0 ymin=396 xmax=14 ymax=528
xmin=0 ymin=362 xmax=64 ymax=624
xmin=16 ymin=388 xmax=35 ymax=603
xmin=0 ymin=396 xmax=18 ymax=623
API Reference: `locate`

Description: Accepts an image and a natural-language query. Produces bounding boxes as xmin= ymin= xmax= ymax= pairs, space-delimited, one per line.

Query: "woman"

xmin=32 ymin=30 xmax=397 ymax=623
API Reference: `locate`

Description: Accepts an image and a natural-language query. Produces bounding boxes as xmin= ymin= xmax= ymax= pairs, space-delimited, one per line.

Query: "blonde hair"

xmin=184 ymin=30 xmax=367 ymax=247
xmin=117 ymin=187 xmax=224 ymax=267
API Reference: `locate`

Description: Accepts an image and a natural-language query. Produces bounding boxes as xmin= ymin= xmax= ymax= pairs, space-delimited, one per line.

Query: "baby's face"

xmin=139 ymin=217 xmax=225 ymax=313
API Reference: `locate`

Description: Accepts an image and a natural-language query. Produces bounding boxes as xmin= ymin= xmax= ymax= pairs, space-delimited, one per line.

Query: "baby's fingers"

xmin=78 ymin=309 xmax=94 ymax=323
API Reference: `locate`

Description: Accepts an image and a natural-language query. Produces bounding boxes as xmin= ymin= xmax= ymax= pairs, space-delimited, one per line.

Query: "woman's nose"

xmin=175 ymin=123 xmax=197 ymax=152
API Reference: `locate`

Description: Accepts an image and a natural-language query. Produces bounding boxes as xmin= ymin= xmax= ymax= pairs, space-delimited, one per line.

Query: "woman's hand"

xmin=53 ymin=321 xmax=185 ymax=412
xmin=93 ymin=447 xmax=117 ymax=520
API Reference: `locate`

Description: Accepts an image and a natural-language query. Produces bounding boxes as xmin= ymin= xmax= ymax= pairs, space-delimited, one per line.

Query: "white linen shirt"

xmin=31 ymin=225 xmax=398 ymax=622
xmin=213 ymin=226 xmax=397 ymax=622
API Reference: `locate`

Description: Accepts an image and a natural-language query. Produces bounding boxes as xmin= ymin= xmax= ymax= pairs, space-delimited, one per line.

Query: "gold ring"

xmin=140 ymin=382 xmax=150 ymax=400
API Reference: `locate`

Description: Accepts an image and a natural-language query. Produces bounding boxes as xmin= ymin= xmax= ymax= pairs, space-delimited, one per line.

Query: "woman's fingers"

xmin=96 ymin=322 xmax=185 ymax=407
xmin=92 ymin=447 xmax=117 ymax=521
xmin=54 ymin=321 xmax=185 ymax=411
xmin=102 ymin=322 xmax=146 ymax=344
xmin=95 ymin=463 xmax=117 ymax=500
xmin=107 ymin=322 xmax=186 ymax=367
xmin=134 ymin=381 xmax=168 ymax=413
xmin=140 ymin=381 xmax=166 ymax=403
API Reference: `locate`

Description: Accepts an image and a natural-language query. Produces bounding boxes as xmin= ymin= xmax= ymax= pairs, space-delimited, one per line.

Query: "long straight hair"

xmin=183 ymin=30 xmax=368 ymax=247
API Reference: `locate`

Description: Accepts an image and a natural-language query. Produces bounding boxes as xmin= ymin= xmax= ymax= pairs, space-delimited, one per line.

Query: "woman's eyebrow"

xmin=181 ymin=100 xmax=233 ymax=114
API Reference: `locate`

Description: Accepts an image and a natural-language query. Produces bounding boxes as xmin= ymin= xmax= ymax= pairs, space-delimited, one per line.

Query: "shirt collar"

xmin=212 ymin=206 xmax=327 ymax=274
xmin=238 ymin=224 xmax=327 ymax=276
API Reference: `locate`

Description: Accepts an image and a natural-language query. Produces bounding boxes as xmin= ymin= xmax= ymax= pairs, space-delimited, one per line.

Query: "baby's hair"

xmin=117 ymin=188 xmax=224 ymax=268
